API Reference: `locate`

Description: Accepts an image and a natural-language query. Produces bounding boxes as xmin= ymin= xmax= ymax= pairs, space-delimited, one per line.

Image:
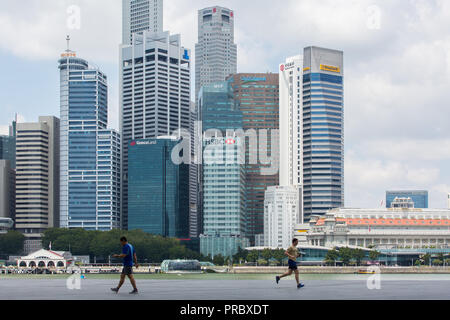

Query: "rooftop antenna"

xmin=66 ymin=35 xmax=71 ymax=52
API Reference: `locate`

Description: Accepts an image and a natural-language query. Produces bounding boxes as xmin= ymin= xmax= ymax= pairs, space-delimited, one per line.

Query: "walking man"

xmin=276 ymin=238 xmax=304 ymax=289
xmin=111 ymin=236 xmax=139 ymax=294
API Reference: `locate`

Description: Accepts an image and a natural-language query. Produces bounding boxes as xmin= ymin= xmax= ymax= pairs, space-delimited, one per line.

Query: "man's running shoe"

xmin=111 ymin=287 xmax=119 ymax=293
xmin=129 ymin=289 xmax=139 ymax=294
xmin=276 ymin=276 xmax=280 ymax=284
xmin=297 ymin=283 xmax=305 ymax=289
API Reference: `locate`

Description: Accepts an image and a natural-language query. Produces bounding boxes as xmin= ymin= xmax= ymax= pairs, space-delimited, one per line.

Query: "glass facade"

xmin=386 ymin=190 xmax=428 ymax=209
xmin=199 ymin=82 xmax=248 ymax=257
xmin=59 ymin=54 xmax=120 ymax=230
xmin=128 ymin=138 xmax=189 ymax=238
xmin=228 ymin=74 xmax=279 ymax=245
xmin=302 ymin=47 xmax=344 ymax=220
xmin=0 ymin=130 xmax=16 ymax=169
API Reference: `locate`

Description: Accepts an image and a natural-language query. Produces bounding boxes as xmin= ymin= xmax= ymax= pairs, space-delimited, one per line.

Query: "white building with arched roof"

xmin=17 ymin=249 xmax=73 ymax=269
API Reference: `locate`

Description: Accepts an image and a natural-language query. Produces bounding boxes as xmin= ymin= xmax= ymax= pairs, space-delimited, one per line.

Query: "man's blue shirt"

xmin=122 ymin=243 xmax=135 ymax=267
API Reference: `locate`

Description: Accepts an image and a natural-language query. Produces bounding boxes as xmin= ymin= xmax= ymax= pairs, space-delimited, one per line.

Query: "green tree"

xmin=246 ymin=250 xmax=259 ymax=263
xmin=352 ymin=248 xmax=366 ymax=266
xmin=432 ymin=259 xmax=443 ymax=266
xmin=0 ymin=231 xmax=25 ymax=255
xmin=213 ymin=254 xmax=225 ymax=266
xmin=233 ymin=247 xmax=248 ymax=265
xmin=369 ymin=250 xmax=381 ymax=261
xmin=325 ymin=249 xmax=339 ymax=266
xmin=272 ymin=249 xmax=286 ymax=264
xmin=257 ymin=259 xmax=268 ymax=266
xmin=422 ymin=253 xmax=431 ymax=266
xmin=339 ymin=247 xmax=353 ymax=266
xmin=261 ymin=248 xmax=273 ymax=261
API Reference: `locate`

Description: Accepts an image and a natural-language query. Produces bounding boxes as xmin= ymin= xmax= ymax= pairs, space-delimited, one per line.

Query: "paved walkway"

xmin=0 ymin=278 xmax=449 ymax=300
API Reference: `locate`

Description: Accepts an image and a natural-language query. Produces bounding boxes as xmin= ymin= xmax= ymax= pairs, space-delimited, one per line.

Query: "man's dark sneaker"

xmin=297 ymin=283 xmax=305 ymax=289
xmin=276 ymin=276 xmax=280 ymax=284
xmin=129 ymin=289 xmax=139 ymax=294
xmin=111 ymin=287 xmax=119 ymax=293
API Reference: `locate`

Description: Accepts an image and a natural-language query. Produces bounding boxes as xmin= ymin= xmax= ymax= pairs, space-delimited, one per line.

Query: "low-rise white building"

xmin=17 ymin=249 xmax=73 ymax=268
xmin=264 ymin=186 xmax=300 ymax=249
xmin=303 ymin=208 xmax=450 ymax=249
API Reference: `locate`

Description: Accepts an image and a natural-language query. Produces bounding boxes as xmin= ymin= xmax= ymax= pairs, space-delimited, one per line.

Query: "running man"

xmin=276 ymin=238 xmax=305 ymax=289
xmin=111 ymin=236 xmax=139 ymax=294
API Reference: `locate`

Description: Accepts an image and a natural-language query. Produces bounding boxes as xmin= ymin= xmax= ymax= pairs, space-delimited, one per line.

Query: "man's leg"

xmin=111 ymin=273 xmax=125 ymax=293
xmin=279 ymin=269 xmax=293 ymax=279
xmin=294 ymin=269 xmax=300 ymax=285
xmin=127 ymin=274 xmax=138 ymax=290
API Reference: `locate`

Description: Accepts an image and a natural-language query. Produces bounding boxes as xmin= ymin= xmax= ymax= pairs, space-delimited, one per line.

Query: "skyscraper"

xmin=59 ymin=47 xmax=121 ymax=231
xmin=15 ymin=116 xmax=59 ymax=253
xmin=199 ymin=82 xmax=248 ymax=258
xmin=0 ymin=120 xmax=16 ymax=169
xmin=227 ymin=73 xmax=279 ymax=245
xmin=192 ymin=7 xmax=237 ymax=238
xmin=0 ymin=160 xmax=15 ymax=220
xmin=122 ymin=0 xmax=163 ymax=45
xmin=120 ymin=31 xmax=191 ymax=229
xmin=302 ymin=46 xmax=344 ymax=219
xmin=195 ymin=6 xmax=237 ymax=100
xmin=279 ymin=55 xmax=303 ymax=187
xmin=128 ymin=137 xmax=189 ymax=238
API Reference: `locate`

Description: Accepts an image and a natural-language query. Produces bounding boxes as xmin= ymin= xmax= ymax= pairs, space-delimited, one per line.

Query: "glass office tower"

xmin=199 ymin=82 xmax=248 ymax=258
xmin=59 ymin=49 xmax=121 ymax=231
xmin=128 ymin=138 xmax=189 ymax=238
xmin=0 ymin=121 xmax=16 ymax=169
xmin=302 ymin=46 xmax=344 ymax=220
xmin=227 ymin=74 xmax=279 ymax=245
xmin=120 ymin=31 xmax=191 ymax=230
xmin=386 ymin=190 xmax=428 ymax=209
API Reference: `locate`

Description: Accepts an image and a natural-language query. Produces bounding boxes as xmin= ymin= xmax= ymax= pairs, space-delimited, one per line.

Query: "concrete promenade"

xmin=0 ymin=278 xmax=449 ymax=300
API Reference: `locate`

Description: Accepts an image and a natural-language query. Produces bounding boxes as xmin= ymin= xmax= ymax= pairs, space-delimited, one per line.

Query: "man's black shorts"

xmin=122 ymin=266 xmax=133 ymax=275
xmin=288 ymin=259 xmax=298 ymax=270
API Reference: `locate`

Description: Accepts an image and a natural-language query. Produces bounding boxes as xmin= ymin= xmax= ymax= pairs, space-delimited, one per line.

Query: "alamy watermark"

xmin=169 ymin=124 xmax=280 ymax=176
xmin=67 ymin=5 xmax=81 ymax=30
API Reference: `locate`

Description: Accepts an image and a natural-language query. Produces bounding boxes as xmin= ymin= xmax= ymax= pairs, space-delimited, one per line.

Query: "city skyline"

xmin=1 ymin=0 xmax=450 ymax=209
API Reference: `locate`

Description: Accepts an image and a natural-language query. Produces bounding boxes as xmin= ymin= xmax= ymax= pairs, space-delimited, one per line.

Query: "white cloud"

xmin=1 ymin=0 xmax=450 ymax=208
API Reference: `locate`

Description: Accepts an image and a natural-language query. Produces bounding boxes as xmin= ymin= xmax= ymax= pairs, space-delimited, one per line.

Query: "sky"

xmin=1 ymin=0 xmax=450 ymax=208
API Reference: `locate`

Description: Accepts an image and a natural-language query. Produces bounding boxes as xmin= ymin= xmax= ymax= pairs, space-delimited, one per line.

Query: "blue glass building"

xmin=386 ymin=190 xmax=428 ymax=209
xmin=0 ymin=121 xmax=16 ymax=169
xmin=59 ymin=49 xmax=121 ymax=230
xmin=199 ymin=82 xmax=249 ymax=258
xmin=302 ymin=46 xmax=344 ymax=220
xmin=128 ymin=138 xmax=189 ymax=238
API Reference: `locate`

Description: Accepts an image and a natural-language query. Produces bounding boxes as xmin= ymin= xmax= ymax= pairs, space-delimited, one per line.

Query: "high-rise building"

xmin=191 ymin=6 xmax=237 ymax=239
xmin=386 ymin=190 xmax=428 ymax=209
xmin=264 ymin=185 xmax=300 ymax=249
xmin=0 ymin=160 xmax=15 ymax=220
xmin=59 ymin=47 xmax=121 ymax=231
xmin=122 ymin=0 xmax=163 ymax=45
xmin=199 ymin=82 xmax=248 ymax=258
xmin=0 ymin=120 xmax=16 ymax=169
xmin=188 ymin=102 xmax=202 ymax=238
xmin=279 ymin=55 xmax=303 ymax=187
xmin=195 ymin=6 xmax=237 ymax=101
xmin=15 ymin=116 xmax=60 ymax=253
xmin=120 ymin=31 xmax=191 ymax=229
xmin=227 ymin=74 xmax=279 ymax=245
xmin=128 ymin=137 xmax=189 ymax=237
xmin=302 ymin=46 xmax=344 ymax=220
